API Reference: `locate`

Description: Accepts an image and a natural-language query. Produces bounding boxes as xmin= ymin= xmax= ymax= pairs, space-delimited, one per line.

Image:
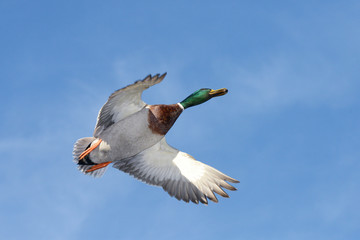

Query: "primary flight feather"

xmin=73 ymin=73 xmax=239 ymax=204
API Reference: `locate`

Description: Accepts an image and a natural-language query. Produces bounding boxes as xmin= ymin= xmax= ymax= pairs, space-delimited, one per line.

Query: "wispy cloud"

xmin=112 ymin=54 xmax=190 ymax=104
xmin=214 ymin=55 xmax=357 ymax=114
xmin=0 ymin=96 xmax=136 ymax=239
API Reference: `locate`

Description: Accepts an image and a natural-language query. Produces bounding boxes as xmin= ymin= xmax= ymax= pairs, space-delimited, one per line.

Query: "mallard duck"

xmin=73 ymin=73 xmax=239 ymax=204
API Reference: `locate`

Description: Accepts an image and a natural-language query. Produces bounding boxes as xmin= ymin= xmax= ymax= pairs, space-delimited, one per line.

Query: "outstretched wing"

xmin=112 ymin=138 xmax=239 ymax=204
xmin=94 ymin=73 xmax=166 ymax=137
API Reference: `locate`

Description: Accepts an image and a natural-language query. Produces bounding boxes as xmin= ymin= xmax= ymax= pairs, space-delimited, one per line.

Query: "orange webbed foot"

xmin=86 ymin=161 xmax=112 ymax=173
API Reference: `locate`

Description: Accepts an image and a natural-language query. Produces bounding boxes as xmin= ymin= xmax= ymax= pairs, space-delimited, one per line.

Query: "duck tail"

xmin=72 ymin=137 xmax=108 ymax=177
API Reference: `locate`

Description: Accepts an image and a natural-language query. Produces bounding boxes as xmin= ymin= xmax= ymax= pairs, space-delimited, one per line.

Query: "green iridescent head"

xmin=180 ymin=88 xmax=228 ymax=109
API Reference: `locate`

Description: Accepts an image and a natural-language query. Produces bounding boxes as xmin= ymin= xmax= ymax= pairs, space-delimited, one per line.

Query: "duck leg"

xmin=79 ymin=139 xmax=103 ymax=160
xmin=86 ymin=161 xmax=112 ymax=173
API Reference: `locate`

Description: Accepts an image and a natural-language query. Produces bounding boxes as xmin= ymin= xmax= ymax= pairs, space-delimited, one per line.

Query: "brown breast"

xmin=148 ymin=104 xmax=183 ymax=135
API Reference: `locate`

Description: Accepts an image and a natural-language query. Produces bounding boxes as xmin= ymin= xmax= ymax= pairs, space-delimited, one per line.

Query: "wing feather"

xmin=93 ymin=73 xmax=166 ymax=137
xmin=112 ymin=138 xmax=239 ymax=204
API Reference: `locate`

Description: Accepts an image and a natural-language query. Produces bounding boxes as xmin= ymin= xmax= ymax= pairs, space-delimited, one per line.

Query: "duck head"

xmin=180 ymin=88 xmax=228 ymax=109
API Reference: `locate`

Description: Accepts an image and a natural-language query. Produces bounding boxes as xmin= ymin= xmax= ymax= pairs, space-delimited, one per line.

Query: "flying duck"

xmin=73 ymin=73 xmax=239 ymax=204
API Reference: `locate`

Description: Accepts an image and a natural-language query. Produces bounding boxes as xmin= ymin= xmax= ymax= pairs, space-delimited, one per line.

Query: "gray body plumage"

xmin=89 ymin=107 xmax=164 ymax=163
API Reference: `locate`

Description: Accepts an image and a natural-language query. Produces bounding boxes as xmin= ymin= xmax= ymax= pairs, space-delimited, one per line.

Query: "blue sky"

xmin=1 ymin=0 xmax=359 ymax=239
